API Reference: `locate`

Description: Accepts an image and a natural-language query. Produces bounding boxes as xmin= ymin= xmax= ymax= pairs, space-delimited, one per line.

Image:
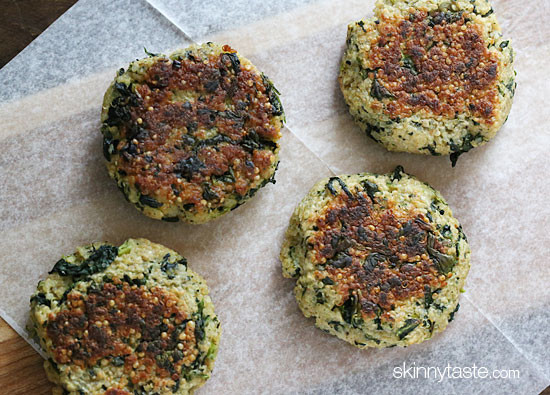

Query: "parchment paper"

xmin=1 ymin=0 xmax=548 ymax=393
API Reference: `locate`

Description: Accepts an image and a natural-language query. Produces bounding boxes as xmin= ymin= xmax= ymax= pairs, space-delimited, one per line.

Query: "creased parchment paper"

xmin=1 ymin=0 xmax=548 ymax=393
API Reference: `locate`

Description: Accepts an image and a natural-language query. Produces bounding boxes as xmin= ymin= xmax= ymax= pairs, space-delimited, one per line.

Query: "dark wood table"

xmin=0 ymin=0 xmax=77 ymax=67
xmin=1 ymin=4 xmax=77 ymax=392
xmin=0 ymin=1 xmax=548 ymax=394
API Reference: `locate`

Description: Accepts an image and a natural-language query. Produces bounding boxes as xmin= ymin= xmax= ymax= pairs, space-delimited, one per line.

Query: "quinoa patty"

xmin=30 ymin=238 xmax=220 ymax=394
xmin=101 ymin=43 xmax=284 ymax=223
xmin=339 ymin=0 xmax=515 ymax=165
xmin=281 ymin=167 xmax=470 ymax=348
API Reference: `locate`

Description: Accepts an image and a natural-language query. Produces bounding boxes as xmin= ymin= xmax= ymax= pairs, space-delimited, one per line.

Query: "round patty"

xmin=101 ymin=43 xmax=284 ymax=223
xmin=30 ymin=238 xmax=220 ymax=394
xmin=280 ymin=167 xmax=470 ymax=348
xmin=339 ymin=0 xmax=515 ymax=165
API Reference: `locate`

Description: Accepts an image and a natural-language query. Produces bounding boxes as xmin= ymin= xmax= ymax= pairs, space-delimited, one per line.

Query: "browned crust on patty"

xmin=366 ymin=10 xmax=499 ymax=122
xmin=46 ymin=279 xmax=197 ymax=386
xmin=104 ymin=389 xmax=131 ymax=395
xmin=103 ymin=44 xmax=283 ymax=216
xmin=310 ymin=188 xmax=452 ymax=322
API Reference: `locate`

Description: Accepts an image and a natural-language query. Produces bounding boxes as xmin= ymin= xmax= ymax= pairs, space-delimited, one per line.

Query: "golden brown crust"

xmin=46 ymin=279 xmax=197 ymax=385
xmin=106 ymin=45 xmax=282 ymax=215
xmin=367 ymin=10 xmax=499 ymax=122
xmin=310 ymin=188 xmax=451 ymax=321
xmin=104 ymin=389 xmax=131 ymax=395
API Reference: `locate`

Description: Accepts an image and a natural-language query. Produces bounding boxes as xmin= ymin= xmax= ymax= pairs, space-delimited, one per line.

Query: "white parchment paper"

xmin=0 ymin=0 xmax=548 ymax=393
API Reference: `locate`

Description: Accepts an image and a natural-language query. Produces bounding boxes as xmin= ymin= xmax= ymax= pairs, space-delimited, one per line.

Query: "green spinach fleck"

xmin=370 ymin=78 xmax=395 ymax=100
xmin=321 ymin=277 xmax=335 ymax=285
xmin=123 ymin=274 xmax=147 ymax=287
xmin=143 ymin=47 xmax=159 ymax=57
xmin=328 ymin=252 xmax=353 ymax=269
xmin=315 ymin=289 xmax=326 ymax=304
xmin=49 ymin=245 xmax=118 ymax=277
xmin=139 ymin=194 xmax=163 ymax=208
xmin=202 ymin=182 xmax=218 ymax=201
xmin=30 ymin=292 xmax=51 ymax=307
xmin=448 ymin=303 xmax=460 ymax=322
xmin=112 ymin=356 xmax=125 ymax=366
xmin=329 ymin=320 xmax=344 ymax=332
xmin=391 ymin=165 xmax=404 ymax=181
xmin=361 ymin=180 xmax=379 ymax=202
xmin=261 ymin=73 xmax=284 ymax=117
xmin=449 ymin=133 xmax=483 ymax=167
xmin=427 ymin=234 xmax=457 ymax=274
xmin=194 ymin=299 xmax=207 ymax=342
xmin=397 ymin=318 xmax=420 ymax=340
xmin=325 ymin=177 xmax=353 ymax=198
xmin=401 ymin=54 xmax=418 ymax=75
xmin=423 ymin=285 xmax=433 ymax=310
xmin=160 ymin=254 xmax=187 ymax=279
xmin=340 ymin=294 xmax=360 ymax=324
xmin=221 ymin=52 xmax=240 ymax=74
xmin=364 ymin=253 xmax=385 ymax=272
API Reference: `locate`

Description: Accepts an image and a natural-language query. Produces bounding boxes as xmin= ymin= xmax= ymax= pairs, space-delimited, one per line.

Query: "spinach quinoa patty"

xmin=339 ymin=0 xmax=515 ymax=165
xmin=101 ymin=42 xmax=284 ymax=223
xmin=30 ymin=238 xmax=220 ymax=394
xmin=281 ymin=167 xmax=470 ymax=348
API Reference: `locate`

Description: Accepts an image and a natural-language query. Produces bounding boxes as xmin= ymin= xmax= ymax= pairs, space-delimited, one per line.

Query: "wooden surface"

xmin=0 ymin=0 xmax=77 ymax=68
xmin=0 ymin=317 xmax=53 ymax=394
xmin=0 ymin=0 xmax=77 ymax=389
xmin=0 ymin=0 xmax=76 ymax=390
xmin=0 ymin=1 xmax=548 ymax=394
